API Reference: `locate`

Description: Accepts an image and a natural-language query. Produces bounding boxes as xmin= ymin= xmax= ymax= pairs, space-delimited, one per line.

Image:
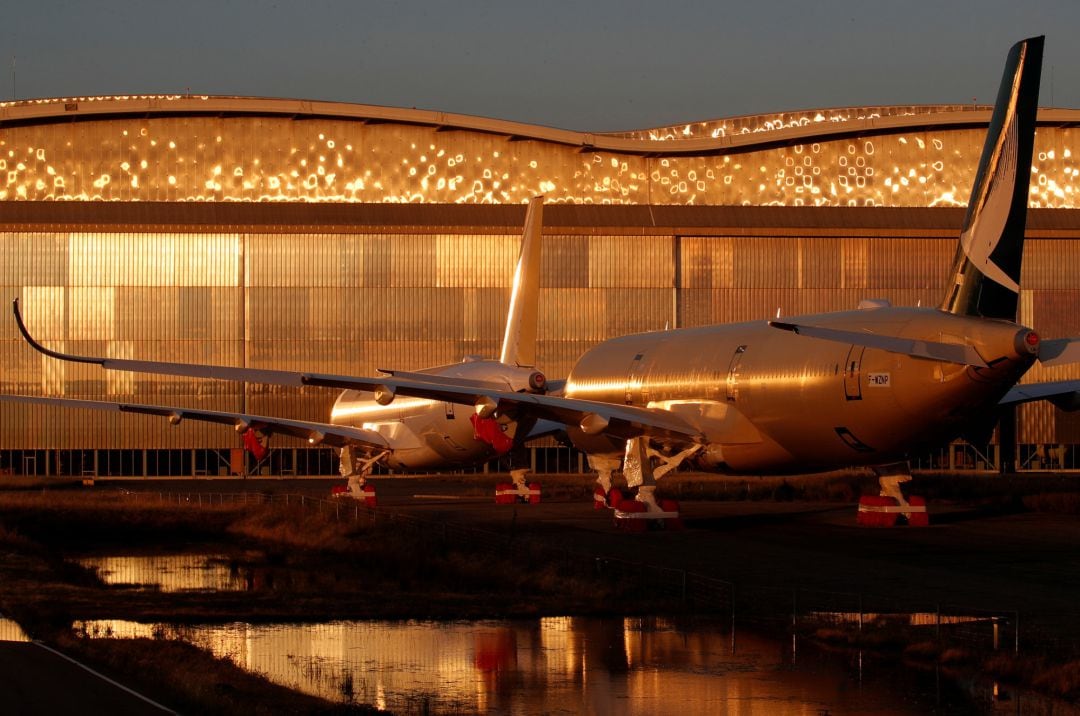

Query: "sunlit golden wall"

xmin=1 ymin=223 xmax=1077 ymax=448
xmin=0 ymin=104 xmax=1078 ymax=207
xmin=0 ymin=98 xmax=1078 ymax=453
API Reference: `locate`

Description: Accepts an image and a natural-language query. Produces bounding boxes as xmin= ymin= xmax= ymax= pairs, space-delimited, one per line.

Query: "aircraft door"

xmin=726 ymin=345 xmax=747 ymax=402
xmin=844 ymin=345 xmax=865 ymax=401
xmin=625 ymin=353 xmax=646 ymax=405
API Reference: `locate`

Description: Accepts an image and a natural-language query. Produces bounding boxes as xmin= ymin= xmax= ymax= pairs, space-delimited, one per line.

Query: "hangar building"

xmin=1 ymin=96 xmax=1078 ymax=476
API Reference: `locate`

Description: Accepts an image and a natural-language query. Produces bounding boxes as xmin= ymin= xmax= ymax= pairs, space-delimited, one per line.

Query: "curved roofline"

xmin=1 ymin=95 xmax=1078 ymax=157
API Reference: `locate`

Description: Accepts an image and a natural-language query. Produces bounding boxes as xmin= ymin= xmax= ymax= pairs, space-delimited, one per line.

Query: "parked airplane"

xmin=3 ymin=197 xmax=553 ymax=501
xmin=6 ymin=37 xmax=1080 ymax=524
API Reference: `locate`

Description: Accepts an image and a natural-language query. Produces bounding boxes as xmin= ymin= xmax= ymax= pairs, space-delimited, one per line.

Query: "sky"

xmin=3 ymin=0 xmax=1080 ymax=132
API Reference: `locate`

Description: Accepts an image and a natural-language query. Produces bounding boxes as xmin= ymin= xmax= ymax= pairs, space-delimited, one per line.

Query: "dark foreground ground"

xmin=113 ymin=472 xmax=1080 ymax=630
xmin=1 ymin=471 xmax=1079 ymax=712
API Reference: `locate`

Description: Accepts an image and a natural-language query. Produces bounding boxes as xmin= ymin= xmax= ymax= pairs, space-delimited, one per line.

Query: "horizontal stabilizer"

xmin=0 ymin=394 xmax=391 ymax=449
xmin=1039 ymin=337 xmax=1080 ymax=366
xmin=999 ymin=380 xmax=1080 ymax=410
xmin=768 ymin=321 xmax=988 ymax=367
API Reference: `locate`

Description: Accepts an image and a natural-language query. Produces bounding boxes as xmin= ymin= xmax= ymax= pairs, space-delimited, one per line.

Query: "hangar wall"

xmin=0 ymin=97 xmax=1078 ymax=475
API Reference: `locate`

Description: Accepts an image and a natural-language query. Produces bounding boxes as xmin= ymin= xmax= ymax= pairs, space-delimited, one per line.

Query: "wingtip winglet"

xmin=12 ymin=296 xmax=100 ymax=365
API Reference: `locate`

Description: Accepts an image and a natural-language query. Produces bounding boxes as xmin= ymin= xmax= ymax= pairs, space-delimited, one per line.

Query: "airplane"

xmin=5 ymin=37 xmax=1080 ymax=526
xmin=2 ymin=197 xmax=554 ymax=503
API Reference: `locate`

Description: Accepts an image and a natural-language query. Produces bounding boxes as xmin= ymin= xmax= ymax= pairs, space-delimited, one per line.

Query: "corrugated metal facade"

xmin=2 ymin=210 xmax=1078 ymax=452
xmin=0 ymin=99 xmax=1078 ymax=471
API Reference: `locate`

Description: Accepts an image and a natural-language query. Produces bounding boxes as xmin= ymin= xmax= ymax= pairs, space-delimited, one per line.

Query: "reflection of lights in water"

xmin=0 ymin=616 xmax=30 ymax=642
xmin=75 ymin=617 xmax=935 ymax=715
xmin=75 ymin=554 xmax=248 ymax=592
xmin=809 ymin=611 xmax=992 ymax=626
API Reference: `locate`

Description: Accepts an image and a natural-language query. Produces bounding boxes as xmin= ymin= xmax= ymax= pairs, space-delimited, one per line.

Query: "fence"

xmin=117 ymin=488 xmax=1043 ymax=660
xmin=7 ymin=441 xmax=1080 ymax=478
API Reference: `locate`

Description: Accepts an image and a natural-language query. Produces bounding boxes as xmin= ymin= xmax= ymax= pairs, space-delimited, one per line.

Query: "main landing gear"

xmin=331 ymin=446 xmax=384 ymax=507
xmin=592 ymin=439 xmax=701 ymax=532
xmin=857 ymin=463 xmax=928 ymax=527
xmin=494 ymin=468 xmax=542 ymax=504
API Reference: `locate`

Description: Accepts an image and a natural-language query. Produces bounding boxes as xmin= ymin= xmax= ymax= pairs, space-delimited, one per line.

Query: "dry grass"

xmin=1022 ymin=491 xmax=1080 ymax=514
xmin=54 ymin=634 xmax=380 ymax=715
xmin=0 ymin=491 xmax=242 ymax=546
xmin=1031 ymin=659 xmax=1080 ymax=700
xmin=0 ymin=476 xmax=82 ymax=492
xmin=902 ymin=640 xmax=941 ymax=662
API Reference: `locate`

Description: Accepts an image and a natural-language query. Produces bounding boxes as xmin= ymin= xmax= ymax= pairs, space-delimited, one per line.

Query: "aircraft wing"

xmin=998 ymin=380 xmax=1080 ymax=410
xmin=14 ymin=298 xmax=701 ymax=444
xmin=769 ymin=320 xmax=988 ymax=366
xmin=1039 ymin=337 xmax=1080 ymax=367
xmin=0 ymin=394 xmax=391 ymax=450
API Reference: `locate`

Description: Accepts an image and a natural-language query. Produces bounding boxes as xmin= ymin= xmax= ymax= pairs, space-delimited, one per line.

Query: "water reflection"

xmin=76 ymin=554 xmax=248 ymax=592
xmin=76 ymin=617 xmax=938 ymax=715
xmin=0 ymin=616 xmax=29 ymax=642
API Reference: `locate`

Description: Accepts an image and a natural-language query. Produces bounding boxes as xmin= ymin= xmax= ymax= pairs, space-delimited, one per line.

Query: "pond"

xmin=74 ymin=615 xmax=998 ymax=715
xmin=75 ymin=552 xmax=251 ymax=592
xmin=0 ymin=616 xmax=29 ymax=642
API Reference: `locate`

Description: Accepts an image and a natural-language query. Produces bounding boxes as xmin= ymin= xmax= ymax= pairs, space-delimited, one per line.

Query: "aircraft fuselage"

xmin=330 ymin=358 xmax=531 ymax=471
xmin=564 ymin=307 xmax=1038 ymax=473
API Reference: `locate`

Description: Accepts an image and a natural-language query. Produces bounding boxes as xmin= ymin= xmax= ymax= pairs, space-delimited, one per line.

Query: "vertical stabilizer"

xmin=499 ymin=196 xmax=544 ymax=367
xmin=940 ymin=36 xmax=1043 ymax=320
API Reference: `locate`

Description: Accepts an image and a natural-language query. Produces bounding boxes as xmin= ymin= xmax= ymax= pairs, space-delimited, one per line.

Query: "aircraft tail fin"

xmin=939 ymin=36 xmax=1043 ymax=321
xmin=499 ymin=196 xmax=544 ymax=367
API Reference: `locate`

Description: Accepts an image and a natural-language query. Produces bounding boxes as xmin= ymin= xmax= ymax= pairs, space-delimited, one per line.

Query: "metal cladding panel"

xmin=1018 ymin=402 xmax=1055 ymax=444
xmin=866 ymin=239 xmax=955 ymax=290
xmin=436 ymin=235 xmax=518 ymax=288
xmin=1031 ymin=290 xmax=1080 ymax=339
xmin=1022 ymin=240 xmax=1080 ymax=290
xmin=680 ymin=238 xmax=734 ymax=289
xmin=732 ymin=238 xmax=799 ymax=289
xmin=537 ymin=289 xmax=607 ymax=343
xmin=587 ymin=236 xmax=673 ymax=288
xmin=460 ymin=288 xmax=509 ymax=344
xmin=249 ymin=234 xmax=359 ymax=288
xmin=0 ymin=232 xmax=67 ymax=286
xmin=798 ymin=238 xmax=842 ymax=289
xmin=540 ymin=236 xmax=590 ymax=288
xmin=0 ymin=211 xmax=1077 ymax=451
xmin=604 ymin=289 xmax=673 ymax=336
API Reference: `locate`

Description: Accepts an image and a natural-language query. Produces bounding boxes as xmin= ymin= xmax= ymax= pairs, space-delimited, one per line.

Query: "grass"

xmin=52 ymin=634 xmax=380 ymax=715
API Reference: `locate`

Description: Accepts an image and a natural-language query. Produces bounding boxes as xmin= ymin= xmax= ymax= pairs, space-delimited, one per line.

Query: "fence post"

xmin=1014 ymin=610 xmax=1020 ymax=655
xmin=792 ymin=590 xmax=798 ymax=632
xmin=730 ymin=582 xmax=736 ymax=653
